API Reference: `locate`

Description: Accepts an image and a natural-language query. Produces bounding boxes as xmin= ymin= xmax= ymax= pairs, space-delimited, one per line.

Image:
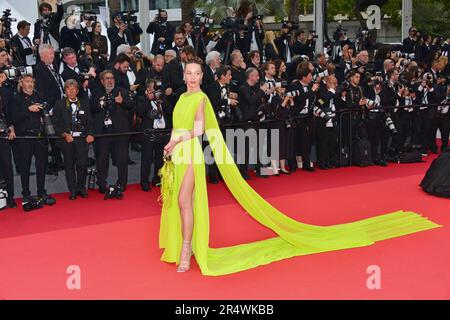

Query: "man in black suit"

xmin=204 ymin=66 xmax=239 ymax=183
xmin=33 ymin=44 xmax=65 ymax=171
xmin=111 ymin=53 xmax=132 ymax=92
xmin=60 ymin=47 xmax=96 ymax=100
xmin=11 ymin=74 xmax=56 ymax=205
xmin=275 ymin=22 xmax=295 ymax=65
xmin=108 ymin=12 xmax=143 ymax=61
xmin=146 ymin=9 xmax=176 ymax=55
xmin=162 ymin=45 xmax=195 ymax=104
xmin=90 ymin=70 xmax=135 ymax=193
xmin=53 ymin=79 xmax=94 ymax=199
xmin=10 ymin=21 xmax=37 ymax=67
xmin=33 ymin=0 xmax=64 ymax=66
xmin=402 ymin=27 xmax=419 ymax=54
xmin=172 ymin=31 xmax=186 ymax=57
xmin=136 ymin=79 xmax=172 ymax=191
xmin=202 ymin=50 xmax=221 ymax=90
xmin=237 ymin=67 xmax=268 ymax=179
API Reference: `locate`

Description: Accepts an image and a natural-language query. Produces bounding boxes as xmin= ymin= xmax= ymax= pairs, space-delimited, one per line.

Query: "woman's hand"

xmin=164 ymin=139 xmax=179 ymax=156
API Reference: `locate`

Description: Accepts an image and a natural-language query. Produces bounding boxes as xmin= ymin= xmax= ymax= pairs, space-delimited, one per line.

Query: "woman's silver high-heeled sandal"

xmin=177 ymin=240 xmax=193 ymax=273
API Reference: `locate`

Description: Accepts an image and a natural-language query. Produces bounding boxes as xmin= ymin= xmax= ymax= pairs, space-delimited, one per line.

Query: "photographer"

xmin=204 ymin=65 xmax=239 ymax=183
xmin=237 ymin=67 xmax=268 ymax=179
xmin=315 ymin=76 xmax=339 ymax=169
xmin=90 ymin=70 xmax=135 ymax=193
xmin=286 ymin=66 xmax=319 ymax=172
xmin=108 ymin=12 xmax=143 ymax=61
xmin=229 ymin=50 xmax=246 ymax=92
xmin=11 ymin=74 xmax=56 ymax=205
xmin=136 ymin=79 xmax=171 ymax=191
xmin=0 ymin=69 xmax=16 ymax=208
xmin=331 ymin=26 xmax=352 ymax=64
xmin=243 ymin=11 xmax=264 ymax=58
xmin=33 ymin=0 xmax=64 ymax=66
xmin=53 ymin=79 xmax=94 ymax=200
xmin=172 ymin=31 xmax=187 ymax=57
xmin=60 ymin=47 xmax=96 ymax=100
xmin=418 ymin=61 xmax=446 ymax=155
xmin=403 ymin=27 xmax=419 ymax=54
xmin=275 ymin=21 xmax=295 ymax=65
xmin=146 ymin=9 xmax=175 ymax=55
xmin=365 ymin=78 xmax=390 ymax=166
xmin=10 ymin=20 xmax=37 ymax=67
xmin=293 ymin=30 xmax=316 ymax=61
xmin=80 ymin=13 xmax=96 ymax=43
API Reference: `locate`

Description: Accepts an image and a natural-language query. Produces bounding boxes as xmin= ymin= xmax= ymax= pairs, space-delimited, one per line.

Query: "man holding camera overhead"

xmin=108 ymin=12 xmax=143 ymax=61
xmin=11 ymin=73 xmax=56 ymax=206
xmin=10 ymin=21 xmax=37 ymax=67
xmin=146 ymin=9 xmax=175 ymax=56
xmin=53 ymin=79 xmax=94 ymax=200
xmin=33 ymin=0 xmax=64 ymax=67
xmin=91 ymin=69 xmax=135 ymax=194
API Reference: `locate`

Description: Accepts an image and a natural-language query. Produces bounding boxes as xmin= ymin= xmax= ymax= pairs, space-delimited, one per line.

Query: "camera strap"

xmin=66 ymin=99 xmax=81 ymax=133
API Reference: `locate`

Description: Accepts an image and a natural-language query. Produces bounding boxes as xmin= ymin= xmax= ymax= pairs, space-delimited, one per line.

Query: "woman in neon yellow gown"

xmin=159 ymin=58 xmax=441 ymax=276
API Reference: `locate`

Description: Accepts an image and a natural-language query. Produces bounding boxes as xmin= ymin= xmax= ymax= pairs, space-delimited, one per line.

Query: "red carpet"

xmin=0 ymin=156 xmax=449 ymax=299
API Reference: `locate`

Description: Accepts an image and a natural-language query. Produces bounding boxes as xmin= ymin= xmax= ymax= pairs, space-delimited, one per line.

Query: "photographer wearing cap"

xmin=53 ymin=79 xmax=94 ymax=200
xmin=11 ymin=74 xmax=56 ymax=206
xmin=146 ymin=9 xmax=175 ymax=55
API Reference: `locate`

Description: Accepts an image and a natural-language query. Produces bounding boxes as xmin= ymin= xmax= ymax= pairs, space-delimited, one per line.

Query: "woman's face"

xmin=94 ymin=23 xmax=102 ymax=34
xmin=184 ymin=63 xmax=203 ymax=90
xmin=280 ymin=62 xmax=286 ymax=73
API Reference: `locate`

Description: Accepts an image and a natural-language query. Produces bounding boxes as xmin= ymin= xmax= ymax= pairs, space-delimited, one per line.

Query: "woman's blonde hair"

xmin=264 ymin=31 xmax=279 ymax=55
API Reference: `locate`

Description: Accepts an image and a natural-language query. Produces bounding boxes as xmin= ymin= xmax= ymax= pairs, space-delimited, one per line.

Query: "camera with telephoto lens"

xmin=313 ymin=106 xmax=332 ymax=121
xmin=309 ymin=30 xmax=318 ymax=39
xmin=99 ymin=94 xmax=114 ymax=109
xmin=79 ymin=71 xmax=93 ymax=82
xmin=82 ymin=12 xmax=97 ymax=22
xmin=192 ymin=9 xmax=214 ymax=28
xmin=3 ymin=66 xmax=33 ymax=81
xmin=275 ymin=80 xmax=288 ymax=89
xmin=313 ymin=69 xmax=330 ymax=82
xmin=104 ymin=185 xmax=123 ymax=200
xmin=221 ymin=16 xmax=242 ymax=33
xmin=34 ymin=102 xmax=55 ymax=136
xmin=38 ymin=12 xmax=56 ymax=31
xmin=385 ymin=114 xmax=398 ymax=135
xmin=394 ymin=51 xmax=416 ymax=60
xmin=119 ymin=11 xmax=138 ymax=24
xmin=424 ymin=74 xmax=434 ymax=87
xmin=154 ymin=89 xmax=166 ymax=101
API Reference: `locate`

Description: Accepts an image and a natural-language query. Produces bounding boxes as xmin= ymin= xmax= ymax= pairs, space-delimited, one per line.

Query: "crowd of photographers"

xmin=0 ymin=3 xmax=449 ymax=211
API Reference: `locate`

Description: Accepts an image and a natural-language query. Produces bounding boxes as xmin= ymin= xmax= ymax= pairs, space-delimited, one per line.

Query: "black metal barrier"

xmin=1 ymin=102 xmax=448 ymax=168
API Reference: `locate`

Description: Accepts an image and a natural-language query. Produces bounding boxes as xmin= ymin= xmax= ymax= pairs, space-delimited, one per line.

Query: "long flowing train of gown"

xmin=158 ymin=91 xmax=442 ymax=276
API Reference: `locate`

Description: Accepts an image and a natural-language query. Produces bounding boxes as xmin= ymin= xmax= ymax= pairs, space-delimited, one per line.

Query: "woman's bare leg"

xmin=177 ymin=161 xmax=195 ymax=272
xmin=178 ymin=162 xmax=195 ymax=241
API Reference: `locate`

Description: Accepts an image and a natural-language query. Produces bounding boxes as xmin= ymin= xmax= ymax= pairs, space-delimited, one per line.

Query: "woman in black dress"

xmin=420 ymin=147 xmax=450 ymax=198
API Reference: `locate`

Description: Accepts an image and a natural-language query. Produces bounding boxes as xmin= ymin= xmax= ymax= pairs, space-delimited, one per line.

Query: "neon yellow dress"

xmin=158 ymin=90 xmax=441 ymax=276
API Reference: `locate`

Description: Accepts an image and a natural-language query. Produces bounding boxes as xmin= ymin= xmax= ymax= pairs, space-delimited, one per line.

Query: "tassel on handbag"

xmin=157 ymin=154 xmax=175 ymax=207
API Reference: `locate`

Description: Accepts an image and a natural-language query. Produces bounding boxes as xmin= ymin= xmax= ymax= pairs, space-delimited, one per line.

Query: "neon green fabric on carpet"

xmin=158 ymin=91 xmax=442 ymax=276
